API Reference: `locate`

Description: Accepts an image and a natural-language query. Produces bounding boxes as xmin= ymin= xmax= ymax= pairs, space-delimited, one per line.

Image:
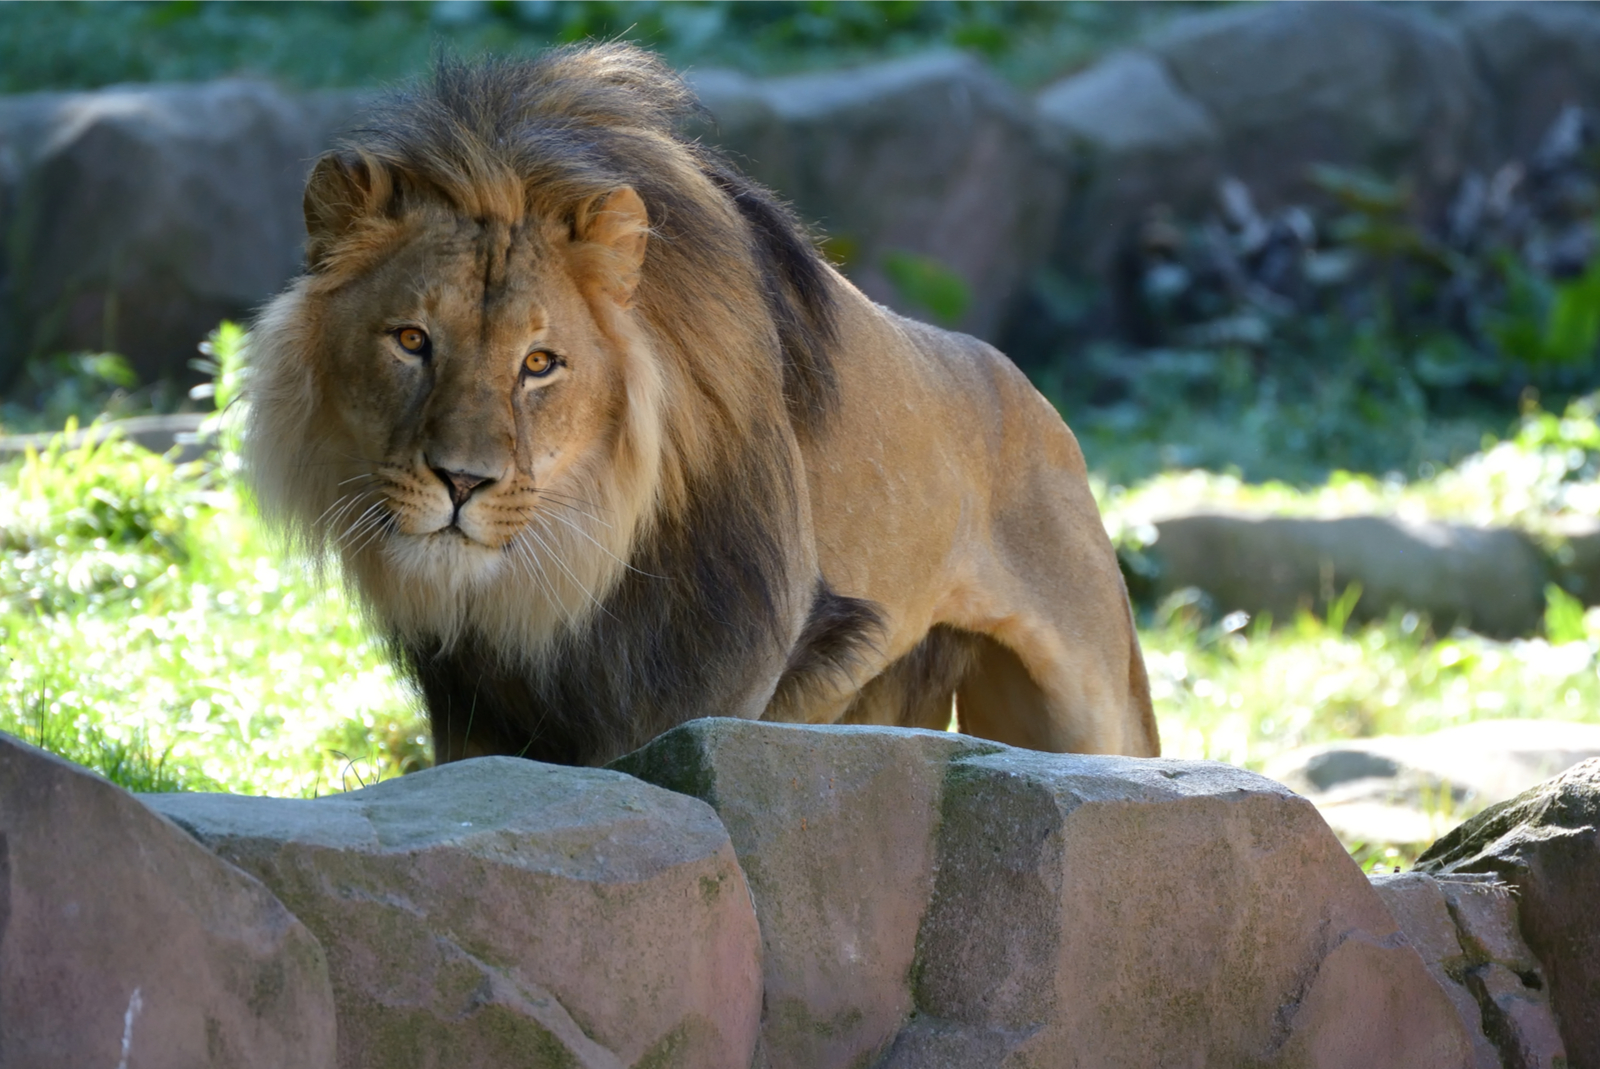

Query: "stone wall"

xmin=4 ymin=2 xmax=1600 ymax=387
xmin=14 ymin=722 xmax=1600 ymax=1067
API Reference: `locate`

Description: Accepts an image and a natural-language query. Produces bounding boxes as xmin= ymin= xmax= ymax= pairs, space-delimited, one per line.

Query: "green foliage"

xmin=0 ymin=1 xmax=1194 ymax=93
xmin=0 ymin=352 xmax=144 ymax=434
xmin=881 ymin=251 xmax=971 ymax=327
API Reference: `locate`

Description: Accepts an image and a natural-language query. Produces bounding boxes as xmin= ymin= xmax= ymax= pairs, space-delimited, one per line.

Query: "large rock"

xmin=144 ymin=757 xmax=761 ymax=1069
xmin=1036 ymin=49 xmax=1221 ymax=274
xmin=0 ymin=81 xmax=363 ymax=389
xmin=1454 ymin=2 xmax=1600 ymax=160
xmin=617 ymin=718 xmax=1473 ymax=1069
xmin=1373 ymin=872 xmax=1565 ymax=1069
xmin=613 ymin=721 xmax=996 ymax=1069
xmin=0 ymin=733 xmax=336 ymax=1069
xmin=1267 ymin=719 xmax=1600 ymax=846
xmin=1148 ymin=2 xmax=1487 ymax=213
xmin=1150 ymin=513 xmax=1549 ymax=638
xmin=690 ymin=52 xmax=1067 ymax=342
xmin=1417 ymin=757 xmax=1600 ymax=1066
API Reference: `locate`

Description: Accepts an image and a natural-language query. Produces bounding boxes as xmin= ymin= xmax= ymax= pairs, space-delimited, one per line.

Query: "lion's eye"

xmin=395 ymin=327 xmax=429 ymax=355
xmin=523 ymin=350 xmax=559 ymax=377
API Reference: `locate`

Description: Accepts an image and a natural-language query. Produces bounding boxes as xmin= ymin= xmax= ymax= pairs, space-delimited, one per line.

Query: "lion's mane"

xmin=246 ymin=47 xmax=873 ymax=764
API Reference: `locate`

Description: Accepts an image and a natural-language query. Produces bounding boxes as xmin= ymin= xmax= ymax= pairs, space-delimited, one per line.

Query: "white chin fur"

xmin=382 ymin=529 xmax=506 ymax=593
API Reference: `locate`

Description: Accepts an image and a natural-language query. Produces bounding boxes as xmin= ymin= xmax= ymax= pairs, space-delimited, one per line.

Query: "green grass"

xmin=0 ymin=416 xmax=426 ymax=797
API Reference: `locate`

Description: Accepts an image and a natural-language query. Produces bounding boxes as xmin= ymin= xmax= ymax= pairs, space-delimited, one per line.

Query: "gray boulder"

xmin=0 ymin=81 xmax=363 ymax=388
xmin=1036 ymin=49 xmax=1221 ymax=273
xmin=0 ymin=733 xmax=336 ymax=1069
xmin=1148 ymin=2 xmax=1487 ymax=212
xmin=618 ymin=718 xmax=1473 ymax=1069
xmin=1267 ymin=719 xmax=1600 ymax=847
xmin=690 ymin=52 xmax=1068 ymax=341
xmin=1418 ymin=757 xmax=1600 ymax=1066
xmin=1150 ymin=513 xmax=1549 ymax=638
xmin=1454 ymin=2 xmax=1600 ymax=160
xmin=144 ymin=757 xmax=762 ymax=1069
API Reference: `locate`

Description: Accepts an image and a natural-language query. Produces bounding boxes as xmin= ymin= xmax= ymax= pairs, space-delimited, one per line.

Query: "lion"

xmin=245 ymin=45 xmax=1159 ymax=767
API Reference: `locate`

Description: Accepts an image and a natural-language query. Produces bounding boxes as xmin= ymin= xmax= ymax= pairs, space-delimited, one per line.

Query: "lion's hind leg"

xmin=954 ymin=622 xmax=1159 ymax=757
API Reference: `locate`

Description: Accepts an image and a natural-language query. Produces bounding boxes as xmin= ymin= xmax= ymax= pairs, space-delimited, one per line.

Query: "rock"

xmin=1036 ymin=49 xmax=1221 ymax=274
xmin=1454 ymin=2 xmax=1600 ymax=160
xmin=0 ymin=81 xmax=364 ymax=389
xmin=1373 ymin=872 xmax=1565 ymax=1069
xmin=143 ymin=756 xmax=761 ymax=1069
xmin=1149 ymin=2 xmax=1487 ymax=212
xmin=1150 ymin=513 xmax=1549 ymax=638
xmin=1370 ymin=874 xmax=1501 ymax=1069
xmin=1267 ymin=720 xmax=1600 ymax=846
xmin=690 ymin=52 xmax=1067 ymax=342
xmin=618 ymin=718 xmax=1473 ymax=1069
xmin=0 ymin=732 xmax=336 ymax=1069
xmin=1550 ymin=515 xmax=1600 ymax=606
xmin=1417 ymin=757 xmax=1600 ymax=1066
xmin=611 ymin=719 xmax=996 ymax=1069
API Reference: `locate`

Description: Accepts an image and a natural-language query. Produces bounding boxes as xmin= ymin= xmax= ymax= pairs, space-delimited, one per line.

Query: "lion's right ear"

xmin=303 ymin=152 xmax=390 ymax=272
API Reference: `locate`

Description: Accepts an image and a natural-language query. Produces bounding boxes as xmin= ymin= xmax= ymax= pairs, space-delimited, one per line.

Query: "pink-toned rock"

xmin=902 ymin=749 xmax=1472 ymax=1068
xmin=144 ymin=756 xmax=760 ymax=1069
xmin=612 ymin=719 xmax=996 ymax=1069
xmin=0 ymin=733 xmax=336 ymax=1069
xmin=1371 ymin=873 xmax=1500 ymax=1069
xmin=619 ymin=719 xmax=1474 ymax=1069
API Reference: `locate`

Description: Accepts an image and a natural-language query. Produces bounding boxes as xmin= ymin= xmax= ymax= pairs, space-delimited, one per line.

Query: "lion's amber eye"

xmin=395 ymin=327 xmax=429 ymax=355
xmin=523 ymin=350 xmax=558 ymax=377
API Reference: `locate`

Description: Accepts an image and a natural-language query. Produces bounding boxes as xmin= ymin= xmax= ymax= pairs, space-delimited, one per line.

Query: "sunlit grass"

xmin=0 ymin=428 xmax=424 ymax=797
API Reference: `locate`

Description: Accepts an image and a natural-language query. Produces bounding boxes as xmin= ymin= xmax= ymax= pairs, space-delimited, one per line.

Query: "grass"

xmin=0 ymin=331 xmax=428 ymax=795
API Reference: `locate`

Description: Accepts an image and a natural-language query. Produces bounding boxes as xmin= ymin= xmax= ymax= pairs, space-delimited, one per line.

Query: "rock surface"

xmin=1150 ymin=512 xmax=1549 ymax=638
xmin=0 ymin=80 xmax=362 ymax=388
xmin=618 ymin=718 xmax=1473 ymax=1069
xmin=144 ymin=756 xmax=761 ymax=1069
xmin=1036 ymin=49 xmax=1220 ymax=275
xmin=1455 ymin=1 xmax=1600 ymax=159
xmin=1149 ymin=2 xmax=1486 ymax=212
xmin=1267 ymin=719 xmax=1600 ymax=845
xmin=1373 ymin=872 xmax=1565 ymax=1069
xmin=0 ymin=732 xmax=336 ymax=1069
xmin=691 ymin=52 xmax=1066 ymax=341
xmin=1417 ymin=757 xmax=1600 ymax=1067
xmin=613 ymin=720 xmax=996 ymax=1069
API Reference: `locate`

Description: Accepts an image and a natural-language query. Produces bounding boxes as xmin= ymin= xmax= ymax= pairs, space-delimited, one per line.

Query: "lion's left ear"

xmin=574 ymin=187 xmax=649 ymax=305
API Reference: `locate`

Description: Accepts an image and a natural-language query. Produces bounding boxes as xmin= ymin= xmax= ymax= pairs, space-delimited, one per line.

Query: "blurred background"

xmin=6 ymin=0 xmax=1600 ymax=865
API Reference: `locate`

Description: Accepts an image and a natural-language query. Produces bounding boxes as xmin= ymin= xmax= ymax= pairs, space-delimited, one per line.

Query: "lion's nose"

xmin=431 ymin=467 xmax=495 ymax=510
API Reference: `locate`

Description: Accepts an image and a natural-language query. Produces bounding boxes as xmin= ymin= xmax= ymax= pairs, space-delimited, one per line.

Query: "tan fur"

xmin=247 ymin=46 xmax=1158 ymax=763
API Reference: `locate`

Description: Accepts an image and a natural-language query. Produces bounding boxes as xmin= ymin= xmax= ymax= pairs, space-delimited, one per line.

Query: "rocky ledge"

xmin=7 ymin=722 xmax=1599 ymax=1068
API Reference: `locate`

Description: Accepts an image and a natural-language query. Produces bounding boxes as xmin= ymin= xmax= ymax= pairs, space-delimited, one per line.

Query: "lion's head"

xmin=247 ymin=48 xmax=838 ymax=692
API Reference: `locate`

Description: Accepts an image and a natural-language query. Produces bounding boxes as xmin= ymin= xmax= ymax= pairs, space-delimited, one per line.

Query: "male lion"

xmin=247 ymin=46 xmax=1158 ymax=766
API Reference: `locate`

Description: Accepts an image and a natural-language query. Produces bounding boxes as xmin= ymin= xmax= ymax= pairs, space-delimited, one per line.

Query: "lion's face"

xmin=322 ymin=213 xmax=624 ymax=576
xmin=258 ymin=180 xmax=661 ymax=649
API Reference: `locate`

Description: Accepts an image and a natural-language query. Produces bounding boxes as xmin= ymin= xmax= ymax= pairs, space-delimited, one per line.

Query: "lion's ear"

xmin=303 ymin=151 xmax=390 ymax=272
xmin=574 ymin=187 xmax=649 ymax=305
